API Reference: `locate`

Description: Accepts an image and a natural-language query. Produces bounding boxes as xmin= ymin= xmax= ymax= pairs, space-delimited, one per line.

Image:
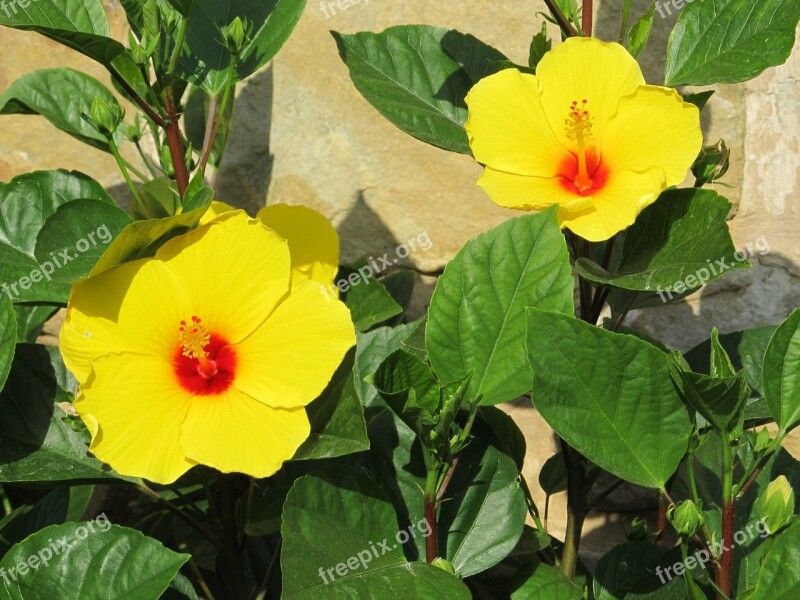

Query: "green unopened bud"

xmin=627 ymin=517 xmax=653 ymax=542
xmin=223 ymin=16 xmax=252 ymax=56
xmin=668 ymin=500 xmax=705 ymax=537
xmin=159 ymin=143 xmax=175 ymax=178
xmin=431 ymin=557 xmax=454 ymax=575
xmin=84 ymin=97 xmax=125 ymax=137
xmin=756 ymin=475 xmax=795 ymax=535
xmin=754 ymin=428 xmax=773 ymax=454
xmin=692 ymin=139 xmax=730 ymax=186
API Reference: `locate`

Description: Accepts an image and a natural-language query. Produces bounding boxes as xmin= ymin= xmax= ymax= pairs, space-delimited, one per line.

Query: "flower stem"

xmin=164 ymin=88 xmax=190 ymax=200
xmin=108 ymin=137 xmax=144 ymax=209
xmin=424 ymin=468 xmax=439 ymax=562
xmin=559 ymin=440 xmax=586 ymax=580
xmin=219 ymin=477 xmax=250 ymax=600
xmin=199 ymin=57 xmax=237 ymax=175
xmin=543 ymin=0 xmax=579 ymax=37
xmin=583 ymin=0 xmax=594 ymax=36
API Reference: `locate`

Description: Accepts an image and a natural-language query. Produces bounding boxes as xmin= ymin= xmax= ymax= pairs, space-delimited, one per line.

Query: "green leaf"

xmin=34 ymin=199 xmax=132 ymax=287
xmin=340 ymin=262 xmax=403 ymax=332
xmin=281 ymin=465 xmax=471 ymax=599
xmin=711 ymin=328 xmax=737 ymax=378
xmin=427 ymin=208 xmax=574 ymax=406
xmin=0 ymin=295 xmax=14 ymax=391
xmin=593 ymin=542 xmax=681 ymax=600
xmin=0 ymin=68 xmax=122 ymax=152
xmin=528 ymin=22 xmax=551 ymax=70
xmin=354 ymin=322 xmax=419 ymax=407
xmin=13 ymin=305 xmax=54 ymax=344
xmin=665 ymin=0 xmax=800 ymax=85
xmin=762 ymin=308 xmax=800 ymax=434
xmin=0 ymin=170 xmax=114 ymax=303
xmin=90 ymin=205 xmax=209 ymax=276
xmin=367 ymin=410 xmax=526 ymax=577
xmin=333 ymin=25 xmax=474 ymax=154
xmin=291 ymin=350 xmax=369 ymax=460
xmin=133 ymin=177 xmax=182 ymax=220
xmin=372 ymin=350 xmax=441 ymax=429
xmin=526 ymin=310 xmax=692 ymax=489
xmin=0 ymin=488 xmax=69 ymax=556
xmin=440 ymin=30 xmax=508 ymax=83
xmin=178 ymin=0 xmax=307 ymax=95
xmin=0 ymin=345 xmax=129 ymax=483
xmin=627 ymin=3 xmax=655 ymax=58
xmin=0 ymin=0 xmax=125 ymax=67
xmin=539 ymin=453 xmax=568 ymax=496
xmin=476 ymin=406 xmax=527 ymax=471
xmin=685 ymin=325 xmax=777 ymax=398
xmin=511 ymin=563 xmax=584 ymax=599
xmin=744 ymin=521 xmax=800 ymax=599
xmin=576 ymin=189 xmax=746 ymax=294
xmin=669 ymin=352 xmax=749 ymax=433
xmin=0 ymin=522 xmax=189 ymax=600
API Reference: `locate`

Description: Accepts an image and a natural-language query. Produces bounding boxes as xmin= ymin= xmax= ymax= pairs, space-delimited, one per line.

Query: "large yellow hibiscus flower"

xmin=465 ymin=37 xmax=703 ymax=241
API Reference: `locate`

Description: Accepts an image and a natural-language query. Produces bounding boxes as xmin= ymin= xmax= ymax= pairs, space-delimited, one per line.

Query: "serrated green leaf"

xmin=0 ymin=522 xmax=189 ymax=600
xmin=527 ymin=309 xmax=692 ymax=488
xmin=627 ymin=3 xmax=655 ymax=58
xmin=353 ymin=322 xmax=419 ymax=408
xmin=0 ymin=295 xmax=14 ymax=391
xmin=511 ymin=563 xmax=584 ymax=599
xmin=427 ymin=208 xmax=574 ymax=406
xmin=576 ymin=189 xmax=745 ymax=293
xmin=281 ymin=465 xmax=471 ymax=599
xmin=529 ymin=22 xmax=551 ymax=69
xmin=665 ymin=0 xmax=800 ymax=85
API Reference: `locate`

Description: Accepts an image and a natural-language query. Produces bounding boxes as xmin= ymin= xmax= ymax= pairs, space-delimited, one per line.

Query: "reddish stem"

xmin=717 ymin=501 xmax=736 ymax=599
xmin=424 ymin=494 xmax=437 ymax=562
xmin=164 ymin=90 xmax=190 ymax=200
xmin=583 ymin=0 xmax=593 ymax=36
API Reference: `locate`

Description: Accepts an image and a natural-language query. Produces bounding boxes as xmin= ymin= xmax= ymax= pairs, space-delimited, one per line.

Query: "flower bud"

xmin=756 ymin=476 xmax=795 ymax=535
xmin=223 ymin=16 xmax=252 ymax=56
xmin=83 ymin=97 xmax=125 ymax=137
xmin=692 ymin=139 xmax=730 ymax=186
xmin=431 ymin=557 xmax=455 ymax=574
xmin=667 ymin=500 xmax=705 ymax=537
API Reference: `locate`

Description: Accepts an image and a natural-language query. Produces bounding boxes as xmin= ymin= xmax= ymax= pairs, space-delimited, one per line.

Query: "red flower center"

xmin=559 ymin=98 xmax=610 ymax=196
xmin=174 ymin=317 xmax=236 ymax=395
xmin=557 ymin=148 xmax=610 ymax=196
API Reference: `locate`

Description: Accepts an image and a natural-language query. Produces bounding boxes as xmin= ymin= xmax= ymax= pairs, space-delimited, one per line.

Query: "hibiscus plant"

xmin=0 ymin=0 xmax=799 ymax=599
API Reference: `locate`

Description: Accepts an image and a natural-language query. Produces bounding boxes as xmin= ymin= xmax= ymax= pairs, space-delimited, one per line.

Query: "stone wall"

xmin=2 ymin=0 xmax=798 ymax=566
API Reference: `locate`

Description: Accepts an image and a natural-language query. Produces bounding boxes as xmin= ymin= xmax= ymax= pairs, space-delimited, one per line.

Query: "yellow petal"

xmin=75 ymin=353 xmax=194 ymax=484
xmin=155 ymin=211 xmax=292 ymax=344
xmin=180 ymin=388 xmax=310 ymax=479
xmin=560 ymin=168 xmax=665 ymax=242
xmin=234 ymin=279 xmax=355 ymax=409
xmin=476 ymin=166 xmax=583 ymax=211
xmin=602 ymin=85 xmax=702 ymax=185
xmin=60 ymin=259 xmax=192 ymax=382
xmin=465 ymin=68 xmax=570 ymax=177
xmin=257 ymin=204 xmax=340 ymax=288
xmin=199 ymin=201 xmax=237 ymax=226
xmin=537 ymin=37 xmax=646 ymax=146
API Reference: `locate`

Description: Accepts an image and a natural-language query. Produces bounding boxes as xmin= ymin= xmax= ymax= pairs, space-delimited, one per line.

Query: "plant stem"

xmin=199 ymin=57 xmax=237 ymax=175
xmin=137 ymin=483 xmax=221 ymax=549
xmin=255 ymin=539 xmax=282 ymax=600
xmin=167 ymin=18 xmax=188 ymax=76
xmin=163 ymin=88 xmax=190 ymax=199
xmin=619 ymin=0 xmax=632 ymax=44
xmin=543 ymin=0 xmax=579 ymax=37
xmin=582 ymin=0 xmax=593 ymax=36
xmin=717 ymin=439 xmax=735 ymax=599
xmin=219 ymin=477 xmax=250 ymax=600
xmin=109 ymin=68 xmax=166 ymax=128
xmin=424 ymin=468 xmax=439 ymax=563
xmin=559 ymin=440 xmax=586 ymax=579
xmin=108 ymin=137 xmax=144 ymax=209
xmin=187 ymin=556 xmax=216 ymax=600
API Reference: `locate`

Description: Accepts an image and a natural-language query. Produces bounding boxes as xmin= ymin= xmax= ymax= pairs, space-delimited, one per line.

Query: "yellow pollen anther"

xmin=179 ymin=316 xmax=211 ymax=360
xmin=565 ymin=99 xmax=593 ymax=143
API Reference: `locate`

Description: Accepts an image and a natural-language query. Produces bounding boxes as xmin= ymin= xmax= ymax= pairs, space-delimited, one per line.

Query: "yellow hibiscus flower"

xmin=59 ymin=211 xmax=355 ymax=484
xmin=465 ymin=37 xmax=703 ymax=242
xmin=202 ymin=201 xmax=339 ymax=289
